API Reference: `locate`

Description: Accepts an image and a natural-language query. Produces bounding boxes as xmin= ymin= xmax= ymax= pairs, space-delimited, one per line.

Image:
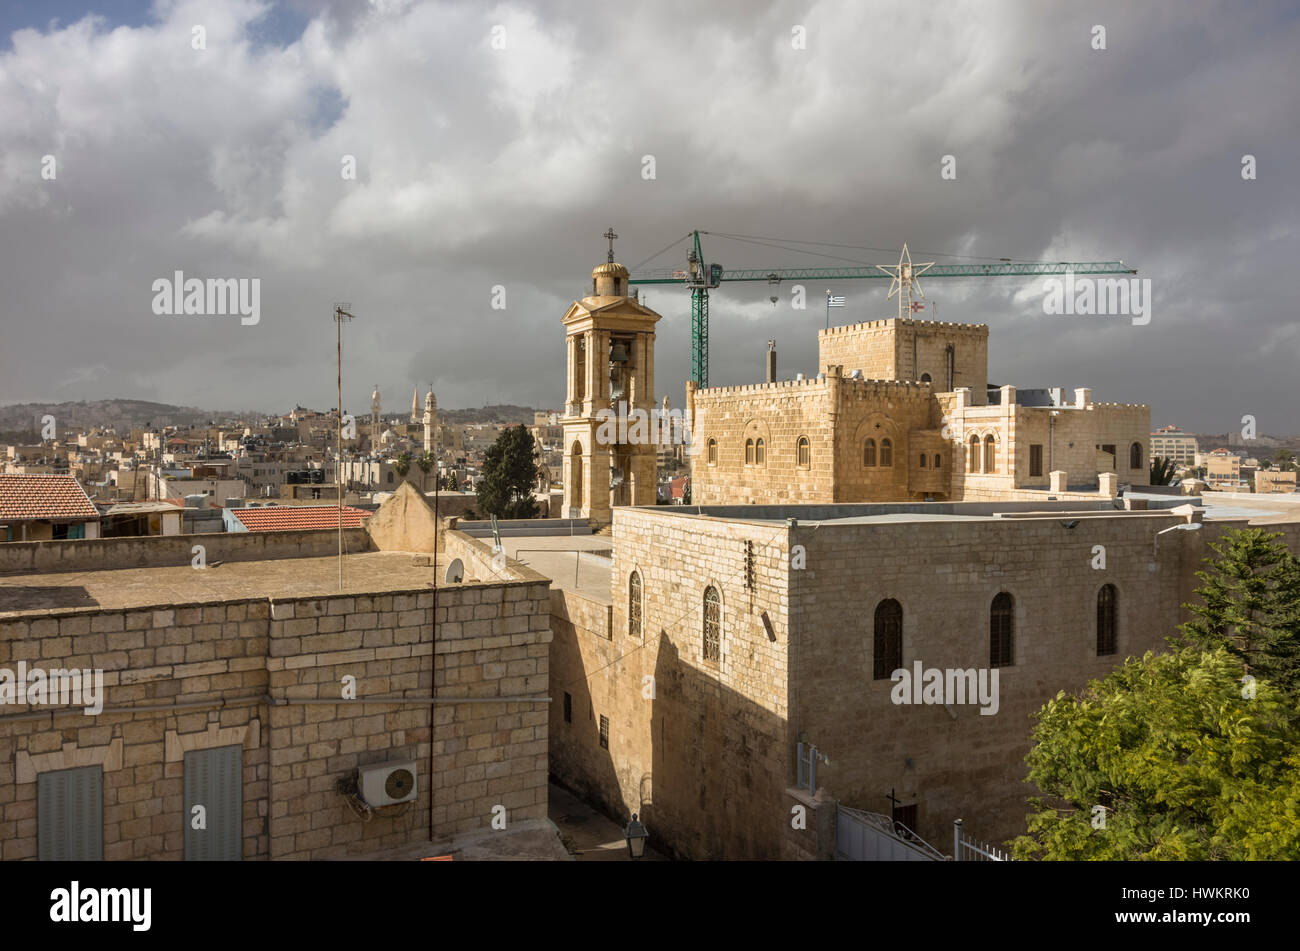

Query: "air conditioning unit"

xmin=358 ymin=760 xmax=417 ymax=807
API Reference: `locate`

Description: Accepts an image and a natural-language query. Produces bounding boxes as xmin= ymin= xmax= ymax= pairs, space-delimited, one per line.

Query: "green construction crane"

xmin=628 ymin=230 xmax=1137 ymax=388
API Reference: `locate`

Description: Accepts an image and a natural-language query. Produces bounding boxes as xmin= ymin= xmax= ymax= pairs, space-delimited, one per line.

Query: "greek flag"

xmin=827 ymin=295 xmax=846 ymax=307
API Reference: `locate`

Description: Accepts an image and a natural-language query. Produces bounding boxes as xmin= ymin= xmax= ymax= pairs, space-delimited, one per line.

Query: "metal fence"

xmin=952 ymin=819 xmax=1011 ymax=861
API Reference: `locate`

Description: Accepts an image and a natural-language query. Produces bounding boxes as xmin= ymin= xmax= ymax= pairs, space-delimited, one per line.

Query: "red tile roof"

xmin=231 ymin=505 xmax=373 ymax=532
xmin=0 ymin=474 xmax=100 ymax=521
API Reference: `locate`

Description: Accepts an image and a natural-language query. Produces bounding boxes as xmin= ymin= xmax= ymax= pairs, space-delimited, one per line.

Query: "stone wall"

xmin=549 ymin=507 xmax=793 ymax=860
xmin=0 ymin=527 xmax=370 ymax=575
xmin=0 ymin=560 xmax=551 ymax=859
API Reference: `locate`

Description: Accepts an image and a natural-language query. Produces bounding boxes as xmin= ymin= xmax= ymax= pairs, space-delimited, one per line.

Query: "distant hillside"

xmin=0 ymin=399 xmax=251 ymax=438
xmin=438 ymin=404 xmax=542 ymax=426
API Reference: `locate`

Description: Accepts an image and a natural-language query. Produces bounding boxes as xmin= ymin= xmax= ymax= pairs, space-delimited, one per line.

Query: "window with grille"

xmin=983 ymin=435 xmax=996 ymax=473
xmin=1097 ymin=584 xmax=1117 ymax=656
xmin=599 ymin=715 xmax=609 ymax=749
xmin=755 ymin=438 xmax=765 ymax=465
xmin=863 ymin=438 xmax=876 ymax=467
xmin=797 ymin=437 xmax=810 ymax=468
xmin=968 ymin=435 xmax=980 ymax=473
xmin=1129 ymin=443 xmax=1143 ymax=469
xmin=703 ymin=586 xmax=721 ymax=663
xmin=873 ymin=599 xmax=902 ymax=680
xmin=880 ymin=438 xmax=893 ymax=467
xmin=628 ymin=571 xmax=642 ymax=639
xmin=745 ymin=439 xmax=754 ymax=464
xmin=990 ymin=592 xmax=1014 ymax=667
xmin=1030 ymin=444 xmax=1043 ymax=477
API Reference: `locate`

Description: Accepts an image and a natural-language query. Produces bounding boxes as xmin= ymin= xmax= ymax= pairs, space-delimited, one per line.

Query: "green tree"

xmin=1012 ymin=648 xmax=1300 ymax=860
xmin=1149 ymin=455 xmax=1178 ymax=486
xmin=1272 ymin=449 xmax=1296 ymax=472
xmin=393 ymin=452 xmax=411 ymax=480
xmin=476 ymin=425 xmax=538 ymax=519
xmin=1176 ymin=527 xmax=1300 ymax=688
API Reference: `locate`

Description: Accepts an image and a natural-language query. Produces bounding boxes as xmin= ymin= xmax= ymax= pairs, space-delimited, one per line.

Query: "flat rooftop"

xmin=500 ymin=534 xmax=612 ymax=605
xmin=628 ymin=495 xmax=1300 ymax=528
xmin=0 ymin=551 xmax=444 ymax=617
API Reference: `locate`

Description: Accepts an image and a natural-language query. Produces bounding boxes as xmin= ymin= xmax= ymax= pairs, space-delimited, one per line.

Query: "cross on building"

xmin=603 ymin=227 xmax=618 ymax=263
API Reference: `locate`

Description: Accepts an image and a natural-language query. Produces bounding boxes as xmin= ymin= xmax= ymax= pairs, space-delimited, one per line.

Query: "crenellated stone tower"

xmin=561 ymin=239 xmax=662 ymax=526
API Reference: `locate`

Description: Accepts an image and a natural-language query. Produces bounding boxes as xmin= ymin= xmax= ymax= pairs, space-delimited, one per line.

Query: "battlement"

xmin=819 ymin=317 xmax=989 ymax=337
xmin=694 ymin=376 xmax=832 ymax=399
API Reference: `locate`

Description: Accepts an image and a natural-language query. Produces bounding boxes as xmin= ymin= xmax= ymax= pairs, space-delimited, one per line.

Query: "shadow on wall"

xmin=0 ymin=585 xmax=98 ymax=612
xmin=548 ymin=616 xmax=793 ymax=860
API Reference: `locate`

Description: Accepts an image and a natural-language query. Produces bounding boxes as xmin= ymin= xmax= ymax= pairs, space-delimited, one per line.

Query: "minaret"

xmin=560 ymin=230 xmax=661 ymax=527
xmin=410 ymin=386 xmax=420 ymax=424
xmin=370 ymin=385 xmax=381 ymax=450
xmin=422 ymin=388 xmax=437 ymax=453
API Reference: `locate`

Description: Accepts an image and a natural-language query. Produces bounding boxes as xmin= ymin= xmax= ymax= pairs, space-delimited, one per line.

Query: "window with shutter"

xmin=184 ymin=744 xmax=244 ymax=861
xmin=38 ymin=765 xmax=103 ymax=861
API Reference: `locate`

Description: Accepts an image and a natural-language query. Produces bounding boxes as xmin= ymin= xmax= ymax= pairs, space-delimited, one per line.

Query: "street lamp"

xmin=625 ymin=813 xmax=649 ymax=859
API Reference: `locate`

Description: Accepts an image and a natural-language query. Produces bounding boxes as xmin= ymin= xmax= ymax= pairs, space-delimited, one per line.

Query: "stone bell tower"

xmin=561 ymin=230 xmax=662 ymax=527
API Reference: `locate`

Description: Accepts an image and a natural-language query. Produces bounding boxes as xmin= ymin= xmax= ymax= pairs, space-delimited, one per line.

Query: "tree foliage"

xmin=1149 ymin=455 xmax=1178 ymax=486
xmin=1176 ymin=528 xmax=1300 ymax=689
xmin=476 ymin=425 xmax=538 ymax=519
xmin=393 ymin=451 xmax=411 ymax=479
xmin=1012 ymin=649 xmax=1300 ymax=860
xmin=1014 ymin=527 xmax=1300 ymax=860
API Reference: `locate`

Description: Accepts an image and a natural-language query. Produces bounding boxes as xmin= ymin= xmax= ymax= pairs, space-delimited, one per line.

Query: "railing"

xmin=835 ymin=805 xmax=947 ymax=862
xmin=952 ymin=819 xmax=1011 ymax=861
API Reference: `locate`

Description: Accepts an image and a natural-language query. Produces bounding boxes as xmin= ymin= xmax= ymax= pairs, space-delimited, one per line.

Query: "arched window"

xmin=934 ymin=453 xmax=942 ymax=469
xmin=571 ymin=441 xmax=583 ymax=508
xmin=797 ymin=436 xmax=810 ymax=468
xmin=984 ymin=434 xmax=996 ymax=473
xmin=1097 ymin=584 xmax=1117 ymax=656
xmin=628 ymin=571 xmax=643 ymax=639
xmin=873 ymin=599 xmax=902 ymax=680
xmin=990 ymin=592 xmax=1014 ymax=667
xmin=968 ymin=435 xmax=980 ymax=473
xmin=919 ymin=453 xmax=927 ymax=469
xmin=863 ymin=438 xmax=877 ymax=467
xmin=1129 ymin=442 xmax=1143 ymax=470
xmin=880 ymin=438 xmax=893 ymax=467
xmin=703 ymin=587 xmax=721 ymax=662
xmin=745 ymin=438 xmax=755 ymax=465
xmin=755 ymin=437 xmax=765 ymax=465
xmin=920 ymin=372 xmax=932 ymax=384
xmin=707 ymin=438 xmax=717 ymax=465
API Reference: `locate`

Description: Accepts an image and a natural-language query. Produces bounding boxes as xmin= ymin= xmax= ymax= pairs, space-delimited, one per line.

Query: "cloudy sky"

xmin=0 ymin=0 xmax=1296 ymax=433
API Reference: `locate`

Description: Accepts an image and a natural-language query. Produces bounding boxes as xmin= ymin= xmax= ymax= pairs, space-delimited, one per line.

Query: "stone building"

xmin=547 ymin=498 xmax=1300 ymax=859
xmin=0 ymin=484 xmax=552 ymax=860
xmin=560 ymin=257 xmax=663 ymax=526
xmin=688 ymin=317 xmax=1151 ymax=505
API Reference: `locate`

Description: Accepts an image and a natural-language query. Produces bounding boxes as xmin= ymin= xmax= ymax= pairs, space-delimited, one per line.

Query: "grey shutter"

xmin=38 ymin=765 xmax=103 ymax=861
xmin=184 ymin=744 xmax=243 ymax=861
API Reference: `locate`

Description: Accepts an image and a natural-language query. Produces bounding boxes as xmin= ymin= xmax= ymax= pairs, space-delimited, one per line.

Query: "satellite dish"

xmin=445 ymin=558 xmax=464 ymax=584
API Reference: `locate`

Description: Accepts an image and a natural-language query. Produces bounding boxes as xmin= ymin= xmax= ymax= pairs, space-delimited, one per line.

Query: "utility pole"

xmin=333 ymin=303 xmax=356 ymax=591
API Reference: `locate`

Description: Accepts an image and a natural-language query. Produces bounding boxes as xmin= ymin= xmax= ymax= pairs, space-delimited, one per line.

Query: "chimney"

xmin=766 ymin=340 xmax=777 ymax=383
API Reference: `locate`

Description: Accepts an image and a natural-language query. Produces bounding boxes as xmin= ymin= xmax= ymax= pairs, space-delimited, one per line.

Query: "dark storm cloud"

xmin=0 ymin=0 xmax=1295 ymax=433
